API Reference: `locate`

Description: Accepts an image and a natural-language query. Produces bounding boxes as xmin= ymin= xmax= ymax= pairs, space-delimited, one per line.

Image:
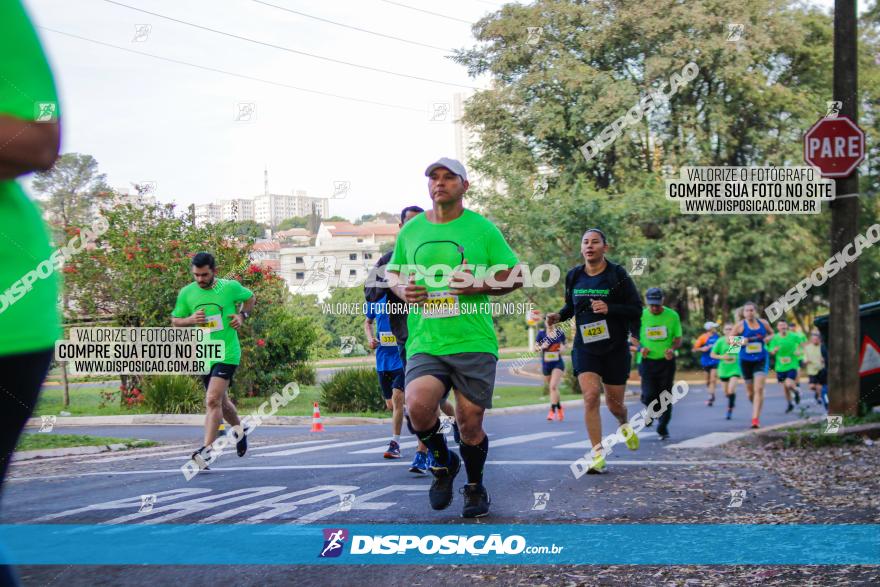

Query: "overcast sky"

xmin=23 ymin=0 xmax=836 ymax=221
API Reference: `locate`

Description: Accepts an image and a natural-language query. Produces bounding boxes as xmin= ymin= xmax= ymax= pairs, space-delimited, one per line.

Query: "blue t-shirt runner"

xmin=365 ymin=296 xmax=403 ymax=374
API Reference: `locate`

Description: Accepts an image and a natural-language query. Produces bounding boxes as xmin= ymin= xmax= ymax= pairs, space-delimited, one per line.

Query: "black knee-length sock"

xmin=728 ymin=393 xmax=736 ymax=408
xmin=460 ymin=435 xmax=489 ymax=485
xmin=415 ymin=419 xmax=449 ymax=466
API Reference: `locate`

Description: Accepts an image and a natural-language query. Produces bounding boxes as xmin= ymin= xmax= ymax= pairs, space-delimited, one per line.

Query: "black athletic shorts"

xmin=202 ymin=362 xmax=237 ymax=390
xmin=378 ymin=369 xmax=404 ymax=400
xmin=776 ymin=369 xmax=798 ymax=382
xmin=541 ymin=360 xmax=565 ymax=376
xmin=571 ymin=347 xmax=631 ymax=386
xmin=739 ymin=358 xmax=765 ymax=381
xmin=808 ymin=374 xmax=821 ymax=385
xmin=702 ymin=364 xmax=718 ymax=373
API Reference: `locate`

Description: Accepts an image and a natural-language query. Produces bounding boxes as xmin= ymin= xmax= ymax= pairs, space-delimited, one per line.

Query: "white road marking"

xmin=665 ymin=431 xmax=749 ymax=449
xmin=158 ymin=438 xmax=338 ymax=461
xmin=9 ymin=458 xmax=752 ymax=482
xmin=31 ymin=488 xmax=213 ymax=522
xmin=256 ymin=436 xmax=393 ymax=457
xmin=290 ymin=485 xmax=429 ymax=525
xmin=489 ymin=431 xmax=575 ymax=447
xmin=553 ymin=432 xmax=658 ymax=449
xmin=348 ymin=436 xmax=452 ymax=454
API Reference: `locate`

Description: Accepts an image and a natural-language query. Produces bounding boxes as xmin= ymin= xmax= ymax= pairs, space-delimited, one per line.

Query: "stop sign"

xmin=803 ymin=116 xmax=865 ymax=178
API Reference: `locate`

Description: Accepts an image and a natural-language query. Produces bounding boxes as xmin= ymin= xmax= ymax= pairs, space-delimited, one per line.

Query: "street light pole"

xmin=829 ymin=0 xmax=861 ymax=415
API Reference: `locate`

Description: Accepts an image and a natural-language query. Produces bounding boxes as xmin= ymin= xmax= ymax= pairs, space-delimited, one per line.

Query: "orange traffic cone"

xmin=310 ymin=402 xmax=324 ymax=432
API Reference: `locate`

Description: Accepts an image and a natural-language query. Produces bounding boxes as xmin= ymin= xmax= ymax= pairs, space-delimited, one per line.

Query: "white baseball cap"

xmin=704 ymin=321 xmax=719 ymax=330
xmin=424 ymin=157 xmax=468 ymax=182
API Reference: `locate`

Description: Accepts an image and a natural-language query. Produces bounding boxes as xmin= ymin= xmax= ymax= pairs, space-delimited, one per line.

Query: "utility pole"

xmin=829 ymin=0 xmax=861 ymax=415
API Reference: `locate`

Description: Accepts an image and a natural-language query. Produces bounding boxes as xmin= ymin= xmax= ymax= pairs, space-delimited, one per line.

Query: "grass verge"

xmin=16 ymin=434 xmax=157 ymax=452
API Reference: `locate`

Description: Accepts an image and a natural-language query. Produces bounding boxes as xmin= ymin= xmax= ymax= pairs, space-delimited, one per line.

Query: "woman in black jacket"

xmin=545 ymin=228 xmax=643 ymax=474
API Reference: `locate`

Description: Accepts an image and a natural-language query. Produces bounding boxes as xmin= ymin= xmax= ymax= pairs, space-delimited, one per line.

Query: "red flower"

xmin=257 ymin=339 xmax=266 ymax=347
xmin=62 ymin=266 xmax=77 ymax=274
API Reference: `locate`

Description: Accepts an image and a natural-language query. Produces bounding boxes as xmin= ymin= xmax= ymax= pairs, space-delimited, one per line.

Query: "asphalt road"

xmin=3 ymin=380 xmax=827 ymax=585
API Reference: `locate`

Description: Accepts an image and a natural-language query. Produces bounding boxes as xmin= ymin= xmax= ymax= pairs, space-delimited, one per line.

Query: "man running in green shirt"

xmin=0 ymin=5 xmax=63 ymax=584
xmin=172 ymin=252 xmax=255 ymax=467
xmin=710 ymin=324 xmax=743 ymax=420
xmin=768 ymin=320 xmax=802 ymax=413
xmin=638 ymin=288 xmax=682 ymax=440
xmin=387 ymin=157 xmax=523 ymax=518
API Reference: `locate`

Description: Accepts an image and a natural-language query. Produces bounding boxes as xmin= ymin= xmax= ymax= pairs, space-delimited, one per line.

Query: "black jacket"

xmin=364 ymin=250 xmax=409 ymax=343
xmin=558 ymin=260 xmax=643 ymax=351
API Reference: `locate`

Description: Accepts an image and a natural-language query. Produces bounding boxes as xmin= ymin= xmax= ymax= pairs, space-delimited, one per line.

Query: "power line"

xmin=101 ymin=0 xmax=477 ymax=90
xmin=251 ymin=0 xmax=453 ymax=53
xmin=375 ymin=0 xmax=474 ymax=24
xmin=38 ymin=26 xmax=425 ymax=113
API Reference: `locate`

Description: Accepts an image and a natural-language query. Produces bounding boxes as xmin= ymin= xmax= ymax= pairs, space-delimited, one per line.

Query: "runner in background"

xmin=364 ymin=294 xmax=405 ymax=458
xmin=172 ymin=253 xmax=255 ymax=466
xmin=536 ymin=319 xmax=566 ymax=421
xmin=768 ymin=320 xmax=801 ymax=413
xmin=731 ymin=302 xmax=774 ymax=429
xmin=790 ymin=322 xmax=808 ymax=397
xmin=0 ymin=4 xmax=63 ymax=584
xmin=546 ymin=228 xmax=643 ymax=473
xmin=693 ymin=321 xmax=720 ymax=406
xmin=638 ymin=288 xmax=683 ymax=440
xmin=803 ymin=330 xmax=825 ymax=405
xmin=710 ymin=324 xmax=742 ymax=420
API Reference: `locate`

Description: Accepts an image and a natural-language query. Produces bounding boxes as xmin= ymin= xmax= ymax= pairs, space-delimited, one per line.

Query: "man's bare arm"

xmin=0 ymin=116 xmax=60 ymax=180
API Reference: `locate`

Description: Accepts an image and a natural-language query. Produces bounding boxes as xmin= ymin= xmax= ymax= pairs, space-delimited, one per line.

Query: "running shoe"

xmin=461 ymin=483 xmax=491 ymax=518
xmin=751 ymin=418 xmax=760 ymax=429
xmin=706 ymin=396 xmax=715 ymax=407
xmin=383 ymin=440 xmax=401 ymax=459
xmin=547 ymin=409 xmax=555 ymax=421
xmin=586 ymin=453 xmax=606 ymax=474
xmin=428 ymin=451 xmax=461 ymax=510
xmin=658 ymin=432 xmax=670 ymax=441
xmin=451 ymin=421 xmax=461 ymax=444
xmin=725 ymin=408 xmax=733 ymax=420
xmin=426 ymin=450 xmax=437 ymax=468
xmin=621 ymin=423 xmax=639 ymax=450
xmin=557 ymin=405 xmax=565 ymax=421
xmin=191 ymin=446 xmax=210 ymax=470
xmin=409 ymin=451 xmax=428 ymax=474
xmin=235 ymin=426 xmax=248 ymax=457
xmin=785 ymin=403 xmax=794 ymax=414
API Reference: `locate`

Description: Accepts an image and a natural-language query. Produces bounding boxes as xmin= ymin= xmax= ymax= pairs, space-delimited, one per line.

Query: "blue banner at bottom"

xmin=0 ymin=524 xmax=877 ymax=565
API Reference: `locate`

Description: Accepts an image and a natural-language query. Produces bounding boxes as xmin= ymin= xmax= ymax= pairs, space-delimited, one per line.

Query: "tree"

xmin=32 ymin=152 xmax=113 ymax=405
xmin=276 ymin=216 xmax=309 ymax=231
xmin=452 ymin=0 xmax=878 ymax=336
xmin=228 ymin=220 xmax=268 ymax=239
xmin=32 ymin=153 xmax=113 ymax=245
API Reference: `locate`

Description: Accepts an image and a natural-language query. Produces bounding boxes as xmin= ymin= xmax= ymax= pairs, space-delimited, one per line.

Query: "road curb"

xmin=25 ymin=414 xmax=387 ymax=429
xmin=13 ymin=442 xmax=141 ymax=462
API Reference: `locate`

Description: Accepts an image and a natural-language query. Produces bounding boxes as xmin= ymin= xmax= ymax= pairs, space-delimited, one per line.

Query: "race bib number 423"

xmin=422 ymin=291 xmax=460 ymax=319
xmin=579 ymin=320 xmax=610 ymax=344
